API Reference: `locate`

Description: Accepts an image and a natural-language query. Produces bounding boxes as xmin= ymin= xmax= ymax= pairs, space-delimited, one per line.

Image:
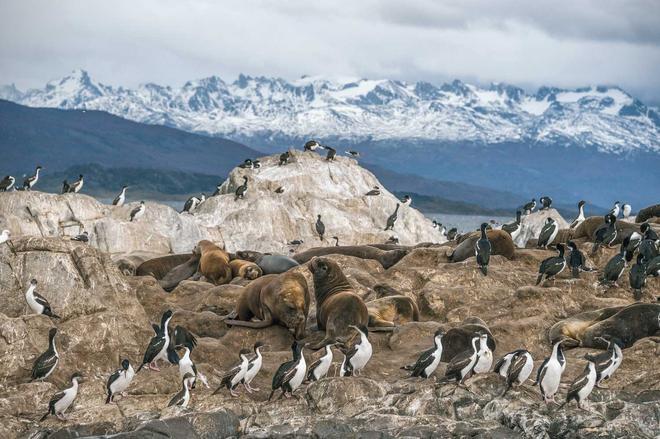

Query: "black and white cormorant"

xmin=113 ymin=185 xmax=128 ymax=206
xmin=40 ymin=372 xmax=83 ymax=421
xmin=522 ymin=198 xmax=536 ymax=214
xmin=569 ymin=200 xmax=586 ymax=229
xmin=106 ymin=359 xmax=135 ymax=403
xmin=234 ymin=177 xmax=248 ymax=201
xmin=559 ymin=361 xmax=598 ymax=410
xmin=475 ymin=223 xmax=491 ymax=276
xmin=629 ymin=254 xmax=647 ymax=300
xmin=567 ymin=241 xmax=591 ymax=278
xmin=540 ymin=196 xmax=552 ymax=210
xmin=584 ymin=336 xmax=622 ymax=389
xmin=304 ymin=140 xmax=323 ymax=151
xmin=325 ymin=146 xmax=336 ymax=161
xmin=345 ymin=150 xmax=360 ymax=158
xmin=32 ymin=328 xmax=59 ymax=381
xmin=0 ymin=175 xmax=15 ymax=191
xmin=68 ymin=175 xmax=84 ymax=193
xmin=23 ymin=166 xmax=42 ymax=190
xmin=437 ymin=335 xmax=479 ymax=390
xmin=168 ymin=373 xmax=194 ymax=408
xmin=384 ymin=204 xmax=399 ymax=231
xmin=535 ymin=339 xmax=566 ymax=404
xmin=365 ymin=186 xmax=380 ymax=196
xmin=401 ymin=328 xmax=445 ymax=378
xmin=129 ymin=201 xmax=146 ymax=222
xmin=213 ymin=348 xmax=251 ymax=397
xmin=339 ymin=325 xmax=373 ymax=377
xmin=25 ymin=279 xmax=60 ymax=319
xmin=599 ymin=237 xmax=631 ymax=286
xmin=500 ymin=349 xmax=534 ymax=396
xmin=537 ymin=217 xmax=558 ymax=249
xmin=315 ymin=214 xmax=325 ymax=241
xmin=536 ymin=243 xmax=567 ymax=285
xmin=137 ymin=310 xmax=174 ymax=372
xmin=279 ymin=151 xmax=290 ymax=165
xmin=592 ymin=214 xmax=617 ymax=253
xmin=269 ymin=341 xmax=307 ymax=400
xmin=306 ymin=341 xmax=334 ymax=382
xmin=608 ymin=201 xmax=621 ymax=218
xmin=241 ymin=341 xmax=265 ymax=392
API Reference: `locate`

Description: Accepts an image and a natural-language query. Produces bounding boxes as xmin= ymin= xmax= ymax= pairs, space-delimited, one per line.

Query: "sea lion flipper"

xmin=224 ymin=317 xmax=274 ymax=329
xmin=368 ymin=326 xmax=396 ymax=332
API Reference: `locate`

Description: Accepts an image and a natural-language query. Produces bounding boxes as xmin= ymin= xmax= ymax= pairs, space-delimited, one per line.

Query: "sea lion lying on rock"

xmin=294 ymin=245 xmax=408 ymax=269
xmin=549 ymin=303 xmax=660 ymax=349
xmin=136 ymin=253 xmax=193 ymax=278
xmin=635 ymin=204 xmax=660 ymax=224
xmin=367 ymin=295 xmax=420 ymax=327
xmin=196 ymin=240 xmax=232 ymax=285
xmin=224 ymin=272 xmax=310 ymax=339
xmin=441 ymin=317 xmax=496 ymax=362
xmin=308 ymin=257 xmax=370 ymax=349
xmin=159 ymin=250 xmax=202 ymax=292
xmin=229 ymin=259 xmax=262 ymax=280
xmin=235 ymin=251 xmax=300 ymax=274
xmin=448 ymin=230 xmax=514 ymax=262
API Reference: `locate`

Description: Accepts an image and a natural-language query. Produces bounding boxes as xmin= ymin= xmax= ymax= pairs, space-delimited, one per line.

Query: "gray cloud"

xmin=1 ymin=0 xmax=659 ymax=102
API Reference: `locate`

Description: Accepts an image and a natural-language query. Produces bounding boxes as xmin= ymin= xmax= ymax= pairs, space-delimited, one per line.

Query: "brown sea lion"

xmin=229 ymin=259 xmax=263 ymax=280
xmin=373 ymin=283 xmax=402 ymax=298
xmin=224 ymin=272 xmax=310 ymax=339
xmin=549 ymin=303 xmax=660 ymax=349
xmin=367 ymin=295 xmax=420 ymax=327
xmin=136 ymin=253 xmax=193 ymax=278
xmin=635 ymin=204 xmax=660 ymax=224
xmin=449 ymin=229 xmax=514 ymax=262
xmin=196 ymin=240 xmax=232 ymax=285
xmin=572 ymin=216 xmax=641 ymax=243
xmin=441 ymin=317 xmax=496 ymax=362
xmin=308 ymin=257 xmax=369 ymax=349
xmin=294 ymin=246 xmax=408 ymax=269
xmin=159 ymin=251 xmax=202 ymax=292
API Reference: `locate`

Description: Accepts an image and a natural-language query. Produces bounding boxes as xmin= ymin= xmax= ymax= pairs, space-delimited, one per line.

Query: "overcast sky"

xmin=1 ymin=0 xmax=659 ymax=102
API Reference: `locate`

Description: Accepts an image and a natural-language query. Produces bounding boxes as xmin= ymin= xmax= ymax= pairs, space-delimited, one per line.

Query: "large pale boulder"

xmin=193 ymin=150 xmax=443 ymax=252
xmin=512 ymin=208 xmax=569 ymax=248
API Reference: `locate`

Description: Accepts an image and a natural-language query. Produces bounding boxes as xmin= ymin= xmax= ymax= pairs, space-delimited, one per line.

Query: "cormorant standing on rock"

xmin=346 ymin=150 xmax=360 ymax=158
xmin=40 ymin=372 xmax=83 ymax=421
xmin=137 ymin=310 xmax=173 ymax=372
xmin=559 ymin=362 xmax=597 ymax=410
xmin=570 ymin=200 xmax=586 ymax=229
xmin=500 ymin=350 xmax=534 ymax=396
xmin=304 ymin=140 xmax=322 ymax=151
xmin=279 ymin=151 xmax=290 ymax=165
xmin=332 ymin=236 xmax=339 ymax=246
xmin=622 ymin=203 xmax=632 ymax=220
xmin=339 ymin=325 xmax=372 ymax=377
xmin=307 ymin=342 xmax=334 ymax=382
xmin=386 ymin=236 xmax=399 ymax=245
xmin=212 ymin=183 xmax=222 ymax=196
xmin=0 ymin=175 xmax=15 ymax=191
xmin=106 ymin=359 xmax=135 ymax=404
xmin=536 ymin=244 xmax=566 ymax=285
xmin=401 ymin=195 xmax=412 ymax=207
xmin=275 ymin=186 xmax=285 ymax=194
xmin=25 ymin=279 xmax=60 ymax=318
xmin=241 ymin=341 xmax=265 ymax=393
xmin=235 ymin=177 xmax=248 ymax=201
xmin=540 ymin=196 xmax=552 ymax=210
xmin=32 ymin=328 xmax=59 ymax=381
xmin=402 ymin=328 xmax=445 ymax=379
xmin=592 ymin=214 xmax=617 ymax=253
xmin=0 ymin=229 xmax=10 ymax=245
xmin=475 ymin=223 xmax=491 ymax=276
xmin=325 ymin=146 xmax=336 ymax=161
xmin=599 ymin=237 xmax=630 ymax=286
xmin=182 ymin=195 xmax=200 ymax=213
xmin=609 ymin=201 xmax=621 ymax=218
xmin=447 ymin=228 xmax=458 ymax=241
xmin=23 ymin=166 xmax=42 ymax=190
xmin=567 ymin=241 xmax=591 ymax=278
xmin=522 ymin=199 xmax=536 ymax=214
xmin=61 ymin=180 xmax=70 ymax=194
xmin=384 ymin=204 xmax=399 ymax=231
xmin=537 ymin=217 xmax=558 ymax=249
xmin=214 ymin=348 xmax=251 ymax=397
xmin=437 ymin=336 xmax=479 ymax=390
xmin=315 ymin=215 xmax=325 ymax=241
xmin=269 ymin=341 xmax=307 ymax=400
xmin=113 ymin=186 xmax=128 ymax=206
xmin=239 ymin=159 xmax=253 ymax=169
xmin=502 ymin=211 xmax=522 ymax=240
xmin=72 ymin=232 xmax=89 ymax=242
xmin=68 ymin=175 xmax=84 ymax=193
xmin=168 ymin=373 xmax=194 ymax=408
xmin=585 ymin=337 xmax=622 ymax=388
xmin=641 ymin=222 xmax=658 ymax=241
xmin=130 ymin=201 xmax=146 ymax=222
xmin=536 ymin=340 xmax=566 ymax=404
xmin=628 ymin=254 xmax=646 ymax=300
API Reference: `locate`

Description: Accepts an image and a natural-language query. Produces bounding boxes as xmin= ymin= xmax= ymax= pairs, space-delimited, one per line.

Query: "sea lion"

xmin=229 ymin=259 xmax=263 ymax=280
xmin=196 ymin=240 xmax=232 ymax=285
xmin=441 ymin=317 xmax=496 ymax=362
xmin=549 ymin=303 xmax=660 ymax=349
xmin=224 ymin=272 xmax=310 ymax=339
xmin=366 ymin=295 xmax=420 ymax=327
xmin=159 ymin=250 xmax=202 ymax=292
xmin=308 ymin=257 xmax=369 ymax=349
xmin=635 ymin=204 xmax=660 ymax=224
xmin=294 ymin=245 xmax=408 ymax=269
xmin=235 ymin=251 xmax=300 ymax=274
xmin=449 ymin=229 xmax=514 ymax=262
xmin=136 ymin=253 xmax=193 ymax=279
xmin=373 ymin=283 xmax=402 ymax=298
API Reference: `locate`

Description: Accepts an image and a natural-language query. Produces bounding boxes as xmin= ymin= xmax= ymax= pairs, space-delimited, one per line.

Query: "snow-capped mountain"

xmin=3 ymin=69 xmax=659 ymax=155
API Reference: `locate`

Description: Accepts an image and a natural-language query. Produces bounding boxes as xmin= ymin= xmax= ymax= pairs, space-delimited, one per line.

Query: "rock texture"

xmin=194 ymin=150 xmax=443 ymax=252
xmin=0 ymin=192 xmax=659 ymax=438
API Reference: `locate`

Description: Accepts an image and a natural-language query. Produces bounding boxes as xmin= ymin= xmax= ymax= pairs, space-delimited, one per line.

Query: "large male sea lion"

xmin=295 ymin=245 xmax=408 ymax=269
xmin=635 ymin=204 xmax=660 ymax=224
xmin=308 ymin=257 xmax=369 ymax=349
xmin=549 ymin=303 xmax=660 ymax=349
xmin=449 ymin=230 xmax=514 ymax=262
xmin=366 ymin=295 xmax=420 ymax=327
xmin=196 ymin=240 xmax=232 ymax=285
xmin=159 ymin=250 xmax=202 ymax=292
xmin=224 ymin=272 xmax=310 ymax=339
xmin=229 ymin=259 xmax=263 ymax=280
xmin=136 ymin=253 xmax=193 ymax=278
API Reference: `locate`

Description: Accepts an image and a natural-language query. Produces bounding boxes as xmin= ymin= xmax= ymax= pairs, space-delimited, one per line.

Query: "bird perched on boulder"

xmin=168 ymin=373 xmax=194 ymax=408
xmin=608 ymin=201 xmax=621 ymax=218
xmin=600 ymin=237 xmax=631 ymax=286
xmin=269 ymin=341 xmax=307 ymax=400
xmin=214 ymin=348 xmax=251 ymax=397
xmin=275 ymin=186 xmax=285 ymax=194
xmin=130 ymin=201 xmax=146 ymax=222
xmin=402 ymin=328 xmax=445 ymax=378
xmin=239 ymin=159 xmax=253 ymax=169
xmin=437 ymin=335 xmax=480 ymax=390
xmin=499 ymin=349 xmax=534 ymax=396
xmin=307 ymin=341 xmax=334 ymax=382
xmin=558 ymin=361 xmax=598 ymax=410
xmin=384 ymin=204 xmax=400 ymax=231
xmin=584 ymin=336 xmax=622 ymax=389
xmin=31 ymin=328 xmax=59 ymax=381
xmin=304 ymin=140 xmax=323 ymax=151
xmin=345 ymin=150 xmax=360 ymax=158
xmin=106 ymin=359 xmax=135 ymax=403
xmin=592 ymin=214 xmax=617 ymax=253
xmin=68 ymin=175 xmax=84 ymax=193
xmin=536 ymin=243 xmax=567 ymax=285
xmin=628 ymin=254 xmax=646 ymax=300
xmin=535 ymin=339 xmax=566 ymax=404
xmin=475 ymin=223 xmax=491 ymax=275
xmin=472 ymin=333 xmax=493 ymax=374
xmin=40 ymin=372 xmax=83 ymax=421
xmin=522 ymin=199 xmax=536 ymax=214
xmin=622 ymin=203 xmax=632 ymax=220
xmin=315 ymin=215 xmax=325 ymax=241
xmin=365 ymin=186 xmax=380 ymax=196
xmin=0 ymin=229 xmax=10 ymax=245
xmin=537 ymin=217 xmax=558 ymax=249
xmin=241 ymin=341 xmax=265 ymax=393
xmin=279 ymin=151 xmax=290 ymax=165
xmin=401 ymin=195 xmax=412 ymax=207
xmin=447 ymin=228 xmax=458 ymax=241
xmin=234 ymin=177 xmax=248 ymax=201
xmin=325 ymin=146 xmax=337 ymax=161
xmin=540 ymin=196 xmax=553 ymax=210
xmin=113 ymin=185 xmax=128 ymax=206
xmin=23 ymin=166 xmax=42 ymax=190
xmin=72 ymin=231 xmax=89 ymax=243
xmin=566 ymin=241 xmax=592 ymax=278
xmin=502 ymin=211 xmax=522 ymax=241
xmin=61 ymin=180 xmax=70 ymax=194
xmin=569 ymin=200 xmax=586 ymax=229
xmin=137 ymin=310 xmax=173 ymax=372
xmin=0 ymin=175 xmax=15 ymax=191
xmin=25 ymin=279 xmax=60 ymax=319
xmin=339 ymin=325 xmax=373 ymax=377
xmin=386 ymin=236 xmax=399 ymax=244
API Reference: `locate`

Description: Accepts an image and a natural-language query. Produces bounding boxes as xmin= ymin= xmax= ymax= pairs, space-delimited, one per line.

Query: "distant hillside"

xmin=0 ymin=99 xmax=259 ymax=176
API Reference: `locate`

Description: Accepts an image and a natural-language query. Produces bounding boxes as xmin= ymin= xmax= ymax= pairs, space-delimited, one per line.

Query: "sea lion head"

xmin=308 ymin=257 xmax=353 ymax=305
xmin=244 ymin=264 xmax=263 ymax=280
xmin=280 ymin=286 xmax=308 ymax=340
